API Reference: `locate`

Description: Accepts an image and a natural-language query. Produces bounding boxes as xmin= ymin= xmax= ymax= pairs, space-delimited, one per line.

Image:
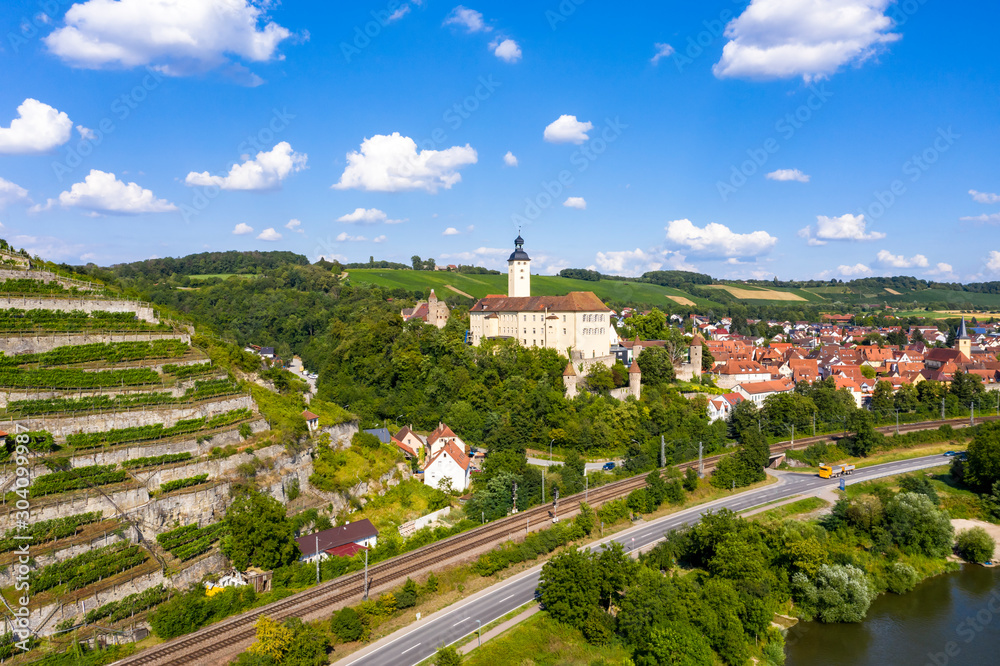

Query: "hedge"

xmin=0 ymin=512 xmax=103 ymax=553
xmin=84 ymin=584 xmax=169 ymax=625
xmin=66 ymin=408 xmax=252 ymax=448
xmin=159 ymin=474 xmax=209 ymax=494
xmin=122 ymin=452 xmax=192 ymax=469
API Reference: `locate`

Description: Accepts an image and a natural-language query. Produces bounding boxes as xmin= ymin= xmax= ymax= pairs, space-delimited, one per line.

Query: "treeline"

xmin=105 ymin=251 xmax=309 ymax=280
xmin=556 ymin=268 xmax=715 ymax=287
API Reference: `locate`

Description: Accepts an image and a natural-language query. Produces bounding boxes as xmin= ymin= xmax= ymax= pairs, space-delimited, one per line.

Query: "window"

xmin=563 ymin=328 xmax=567 ymax=335
xmin=562 ymin=315 xmax=566 ymax=322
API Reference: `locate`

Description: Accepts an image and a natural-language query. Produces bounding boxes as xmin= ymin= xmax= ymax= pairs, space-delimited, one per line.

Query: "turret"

xmin=507 ymin=235 xmax=531 ymax=298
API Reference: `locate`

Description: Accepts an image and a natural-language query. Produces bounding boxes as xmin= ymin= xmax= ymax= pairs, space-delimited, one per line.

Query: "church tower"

xmin=507 ymin=235 xmax=531 ymax=298
xmin=956 ymin=316 xmax=972 ymax=359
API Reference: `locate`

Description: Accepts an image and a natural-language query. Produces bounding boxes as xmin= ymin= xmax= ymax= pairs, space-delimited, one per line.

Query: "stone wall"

xmin=1 ymin=394 xmax=254 ymax=438
xmin=0 ymin=487 xmax=150 ymax=531
xmin=321 ymin=420 xmax=359 ymax=448
xmin=0 ymin=331 xmax=190 ymax=355
xmin=68 ymin=419 xmax=268 ymax=468
xmin=0 ymin=374 xmax=227 ymax=409
xmin=0 ymin=269 xmax=98 ymax=291
xmin=0 ymin=296 xmax=158 ymax=322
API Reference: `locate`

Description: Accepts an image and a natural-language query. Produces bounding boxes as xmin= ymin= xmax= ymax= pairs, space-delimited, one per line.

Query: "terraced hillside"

xmin=0 ymin=268 xmax=285 ymax=646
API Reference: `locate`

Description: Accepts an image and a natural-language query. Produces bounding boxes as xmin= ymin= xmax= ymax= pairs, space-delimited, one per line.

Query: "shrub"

xmin=792 ymin=564 xmax=874 ymax=623
xmin=956 ymin=527 xmax=996 ymax=563
xmin=396 ymin=578 xmax=418 ymax=609
xmin=159 ymin=475 xmax=209 ymax=494
xmin=683 ymin=467 xmax=699 ymax=491
xmin=331 ymin=607 xmax=364 ymax=642
xmin=884 ymin=562 xmax=919 ymax=594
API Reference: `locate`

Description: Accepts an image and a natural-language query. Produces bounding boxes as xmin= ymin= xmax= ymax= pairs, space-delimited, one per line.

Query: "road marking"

xmin=499 ymin=594 xmax=514 ymax=603
xmin=453 ymin=618 xmax=470 ymax=627
xmin=642 ymin=532 xmax=653 ymax=538
xmin=401 ymin=643 xmax=421 ymax=654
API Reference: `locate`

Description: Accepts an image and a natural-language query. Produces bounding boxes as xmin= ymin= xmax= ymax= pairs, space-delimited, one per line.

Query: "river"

xmin=785 ymin=565 xmax=1000 ymax=666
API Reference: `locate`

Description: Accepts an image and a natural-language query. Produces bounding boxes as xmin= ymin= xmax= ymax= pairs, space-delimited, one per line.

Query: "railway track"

xmin=114 ymin=414 xmax=996 ymax=665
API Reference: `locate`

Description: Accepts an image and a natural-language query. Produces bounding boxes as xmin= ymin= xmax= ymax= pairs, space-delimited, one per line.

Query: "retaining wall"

xmin=0 ymin=297 xmax=157 ymax=323
xmin=0 ymin=331 xmax=190 ymax=355
xmin=0 ymin=269 xmax=98 ymax=291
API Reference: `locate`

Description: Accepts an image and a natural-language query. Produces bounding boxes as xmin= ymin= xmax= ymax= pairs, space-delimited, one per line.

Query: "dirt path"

xmin=446 ymin=284 xmax=475 ymax=299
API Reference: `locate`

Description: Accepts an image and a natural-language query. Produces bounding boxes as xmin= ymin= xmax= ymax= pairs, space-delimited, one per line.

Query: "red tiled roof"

xmin=295 ymin=519 xmax=379 ymax=557
xmin=737 ymin=379 xmax=794 ymax=394
xmin=425 ymin=440 xmax=470 ymax=471
xmin=302 ymin=410 xmax=319 ymax=421
xmin=325 ymin=543 xmax=369 ymax=558
xmin=470 ymin=291 xmax=607 ymax=313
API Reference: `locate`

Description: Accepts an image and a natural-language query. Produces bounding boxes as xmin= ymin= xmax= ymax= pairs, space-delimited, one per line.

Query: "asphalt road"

xmin=338 ymin=454 xmax=951 ymax=666
xmin=527 ymin=457 xmax=619 ymax=472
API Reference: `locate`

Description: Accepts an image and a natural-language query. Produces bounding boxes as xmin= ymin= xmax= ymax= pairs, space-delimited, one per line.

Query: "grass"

xmin=749 ymin=496 xmax=829 ymax=521
xmin=457 ymin=611 xmax=632 ymax=666
xmin=346 ymin=269 xmax=729 ymax=309
xmin=344 ymin=479 xmax=452 ymax=532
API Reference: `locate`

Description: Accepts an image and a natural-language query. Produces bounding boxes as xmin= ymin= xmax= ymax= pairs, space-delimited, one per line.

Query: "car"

xmin=943 ymin=451 xmax=958 ymax=457
xmin=602 ymin=462 xmax=616 ymax=471
xmin=308 ymin=373 xmax=318 ymax=379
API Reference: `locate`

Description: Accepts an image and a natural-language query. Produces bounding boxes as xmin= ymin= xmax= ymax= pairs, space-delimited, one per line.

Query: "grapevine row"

xmin=5 ymin=379 xmax=241 ymax=416
xmin=159 ymin=474 xmax=209 ymax=494
xmin=0 ymin=512 xmax=103 ymax=553
xmin=83 ymin=584 xmax=169 ymax=625
xmin=0 ymin=340 xmax=188 ymax=367
xmin=29 ymin=542 xmax=146 ymax=593
xmin=0 ymin=366 xmax=160 ymax=389
xmin=65 ymin=408 xmax=252 ymax=448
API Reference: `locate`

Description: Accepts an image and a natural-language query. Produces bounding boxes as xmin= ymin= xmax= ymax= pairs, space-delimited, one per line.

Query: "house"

xmin=295 ymin=520 xmax=379 ymax=562
xmin=424 ymin=441 xmax=471 ymax=492
xmin=302 ymin=410 xmax=319 ymax=432
xmin=707 ymin=393 xmax=745 ymax=423
xmin=734 ymin=379 xmax=795 ymax=406
xmin=401 ymin=289 xmax=451 ymax=329
xmin=259 ymin=347 xmax=275 ymax=359
xmin=714 ymin=359 xmax=772 ymax=389
xmin=364 ymin=427 xmax=392 ymax=444
xmin=393 ymin=425 xmax=425 ymax=460
xmin=468 ymin=236 xmax=612 ymax=361
xmin=832 ymin=376 xmax=864 ymax=408
xmin=426 ymin=422 xmax=466 ymax=458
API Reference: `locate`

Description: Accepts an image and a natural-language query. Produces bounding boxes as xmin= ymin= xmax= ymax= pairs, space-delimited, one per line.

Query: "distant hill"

xmin=109 ymin=251 xmax=309 ymax=280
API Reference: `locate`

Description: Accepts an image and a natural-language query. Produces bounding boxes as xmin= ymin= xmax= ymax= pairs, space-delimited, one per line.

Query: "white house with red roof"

xmin=707 ymin=393 xmax=745 ymax=423
xmin=424 ymin=441 xmax=471 ymax=492
xmin=392 ymin=424 xmax=425 ymax=461
xmin=426 ymin=422 xmax=466 ymax=458
xmin=734 ymin=379 xmax=795 ymax=406
xmin=302 ymin=410 xmax=319 ymax=432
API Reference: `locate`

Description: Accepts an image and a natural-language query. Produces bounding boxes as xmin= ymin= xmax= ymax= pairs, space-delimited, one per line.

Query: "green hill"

xmin=346 ymin=269 xmax=727 ymax=309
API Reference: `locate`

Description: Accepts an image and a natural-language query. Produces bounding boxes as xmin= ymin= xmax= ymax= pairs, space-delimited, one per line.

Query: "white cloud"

xmin=987 ymin=251 xmax=1000 ymax=273
xmin=503 ymin=151 xmax=518 ymax=167
xmin=44 ymin=0 xmax=294 ymax=78
xmin=317 ymin=253 xmax=348 ymax=263
xmin=838 ymin=263 xmax=872 ymax=277
xmin=766 ymin=168 xmax=810 ymax=183
xmin=439 ymin=247 xmax=508 ymax=264
xmin=543 ymin=115 xmax=593 ymax=144
xmin=960 ymin=213 xmax=1000 ymax=224
xmin=11 ymin=234 xmax=88 ymax=261
xmin=926 ymin=262 xmax=957 ymax=279
xmin=387 ymin=5 xmax=411 ymax=22
xmin=333 ymin=133 xmax=477 ymax=193
xmin=713 ymin=0 xmax=900 ymax=81
xmin=665 ymin=218 xmax=777 ymax=258
xmin=0 ymin=99 xmax=74 ymax=154
xmin=443 ymin=227 xmax=461 ymax=236
xmin=76 ymin=125 xmax=96 ymax=140
xmin=285 ymin=218 xmax=303 ymax=233
xmin=875 ymin=249 xmax=928 ymax=269
xmin=257 ymin=228 xmax=281 ymax=241
xmin=336 ymin=232 xmax=367 ymax=242
xmin=185 ymin=142 xmax=306 ymax=190
xmin=56 ymin=170 xmax=176 ymax=214
xmin=651 ymin=43 xmax=675 ymax=64
xmin=373 ymin=235 xmax=387 ymax=243
xmin=444 ymin=6 xmax=490 ymax=33
xmin=492 ymin=38 xmax=521 ymax=62
xmin=970 ymin=189 xmax=1000 ymax=204
xmin=338 ymin=208 xmax=387 ymax=224
xmin=563 ymin=197 xmax=587 ymax=210
xmin=800 ymin=214 xmax=885 ymax=244
xmin=233 ymin=222 xmax=254 ymax=235
xmin=0 ymin=178 xmax=30 ymax=208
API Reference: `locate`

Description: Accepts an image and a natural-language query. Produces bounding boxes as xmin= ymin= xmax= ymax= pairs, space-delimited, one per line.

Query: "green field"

xmin=345 ymin=269 xmax=1000 ymax=312
xmin=347 ymin=269 xmax=728 ymax=308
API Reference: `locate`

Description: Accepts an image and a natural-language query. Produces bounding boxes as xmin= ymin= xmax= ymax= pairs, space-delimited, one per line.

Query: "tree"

xmin=792 ymin=564 xmax=874 ymax=623
xmin=222 ymin=490 xmax=298 ymax=571
xmin=860 ymin=365 xmax=877 ymax=379
xmin=634 ymin=622 xmax=715 ymax=666
xmin=584 ymin=364 xmax=615 ymax=393
xmin=683 ymin=467 xmax=699 ymax=492
xmin=964 ymin=420 xmax=1000 ymax=492
xmin=595 ymin=541 xmax=639 ymax=609
xmin=434 ymin=645 xmax=462 ymax=666
xmin=397 ymin=578 xmax=418 ymax=609
xmin=538 ymin=547 xmax=600 ymax=629
xmin=411 ymin=255 xmax=422 ymax=271
xmin=246 ymin=616 xmax=293 ymax=661
xmin=885 ymin=492 xmax=954 ymax=557
xmin=330 ymin=607 xmax=363 ymax=642
xmin=737 ymin=427 xmax=769 ymax=481
xmin=870 ymin=380 xmax=894 ymax=416
xmin=635 ymin=346 xmax=676 ymax=385
xmin=846 ymin=410 xmax=881 ymax=457
xmin=956 ymin=527 xmax=995 ymax=563
xmin=727 ymin=400 xmax=758 ymax=438
xmin=701 ymin=343 xmax=715 ymax=372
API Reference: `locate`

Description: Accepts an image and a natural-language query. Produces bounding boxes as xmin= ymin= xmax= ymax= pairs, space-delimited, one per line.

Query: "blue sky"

xmin=1 ymin=0 xmax=998 ymax=281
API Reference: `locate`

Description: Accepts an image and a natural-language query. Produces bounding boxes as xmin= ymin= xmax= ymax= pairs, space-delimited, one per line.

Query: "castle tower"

xmin=563 ymin=361 xmax=579 ymax=399
xmin=507 ymin=235 xmax=531 ymax=298
xmin=689 ymin=333 xmax=704 ymax=378
xmin=628 ymin=359 xmax=642 ymax=399
xmin=956 ymin=316 xmax=972 ymax=359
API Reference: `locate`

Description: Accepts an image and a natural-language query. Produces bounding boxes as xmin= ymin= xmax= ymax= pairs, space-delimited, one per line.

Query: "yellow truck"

xmin=819 ymin=463 xmax=856 ymax=479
